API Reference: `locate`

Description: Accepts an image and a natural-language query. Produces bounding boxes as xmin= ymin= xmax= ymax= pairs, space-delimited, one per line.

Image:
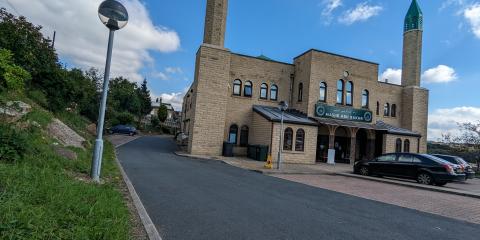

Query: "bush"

xmin=114 ymin=112 xmax=134 ymax=125
xmin=27 ymin=89 xmax=48 ymax=108
xmin=150 ymin=116 xmax=160 ymax=127
xmin=0 ymin=48 xmax=30 ymax=92
xmin=0 ymin=124 xmax=28 ymax=163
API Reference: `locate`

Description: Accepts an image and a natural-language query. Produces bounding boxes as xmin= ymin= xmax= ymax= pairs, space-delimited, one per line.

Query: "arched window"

xmin=244 ymin=81 xmax=252 ymax=97
xmin=391 ymin=104 xmax=397 ymax=117
xmin=337 ymin=80 xmax=344 ymax=104
xmin=319 ymin=82 xmax=327 ymax=102
xmin=240 ymin=126 xmax=249 ymax=147
xmin=260 ymin=83 xmax=268 ymax=99
xmin=346 ymin=81 xmax=353 ymax=106
xmin=404 ymin=139 xmax=410 ymax=153
xmin=229 ymin=124 xmax=238 ymax=144
xmin=384 ymin=103 xmax=390 ymax=116
xmin=376 ymin=102 xmax=380 ymax=115
xmin=395 ymin=138 xmax=402 ymax=152
xmin=295 ymin=129 xmax=305 ymax=152
xmin=283 ymin=128 xmax=293 ymax=151
xmin=298 ymin=83 xmax=303 ymax=102
xmin=362 ymin=90 xmax=369 ymax=108
xmin=270 ymin=84 xmax=278 ymax=101
xmin=233 ymin=79 xmax=242 ymax=96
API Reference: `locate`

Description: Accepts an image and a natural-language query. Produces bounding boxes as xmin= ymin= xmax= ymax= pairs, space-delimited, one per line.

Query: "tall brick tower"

xmin=187 ymin=0 xmax=231 ymax=155
xmin=401 ymin=0 xmax=429 ymax=153
xmin=203 ymin=0 xmax=228 ymax=47
xmin=402 ymin=0 xmax=423 ymax=87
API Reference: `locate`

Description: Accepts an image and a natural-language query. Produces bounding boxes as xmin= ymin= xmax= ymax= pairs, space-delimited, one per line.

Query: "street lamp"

xmin=277 ymin=101 xmax=288 ymax=170
xmin=91 ymin=0 xmax=129 ymax=182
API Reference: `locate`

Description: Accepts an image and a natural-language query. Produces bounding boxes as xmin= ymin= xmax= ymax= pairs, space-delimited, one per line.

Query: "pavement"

xmin=116 ymin=136 xmax=480 ymax=240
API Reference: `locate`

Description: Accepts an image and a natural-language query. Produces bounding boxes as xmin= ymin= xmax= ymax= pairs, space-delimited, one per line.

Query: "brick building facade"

xmin=182 ymin=0 xmax=428 ymax=165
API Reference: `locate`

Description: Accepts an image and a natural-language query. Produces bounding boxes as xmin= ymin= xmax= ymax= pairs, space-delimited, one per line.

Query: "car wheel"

xmin=434 ymin=181 xmax=448 ymax=186
xmin=417 ymin=173 xmax=433 ymax=185
xmin=359 ymin=166 xmax=369 ymax=176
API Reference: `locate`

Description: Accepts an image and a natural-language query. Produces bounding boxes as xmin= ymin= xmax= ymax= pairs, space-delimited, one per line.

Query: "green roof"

xmin=257 ymin=54 xmax=273 ymax=61
xmin=404 ymin=0 xmax=423 ymax=32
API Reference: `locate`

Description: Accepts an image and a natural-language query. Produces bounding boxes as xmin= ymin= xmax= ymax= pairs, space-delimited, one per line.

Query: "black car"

xmin=354 ymin=153 xmax=466 ymax=186
xmin=432 ymin=154 xmax=476 ymax=180
xmin=108 ymin=125 xmax=137 ymax=136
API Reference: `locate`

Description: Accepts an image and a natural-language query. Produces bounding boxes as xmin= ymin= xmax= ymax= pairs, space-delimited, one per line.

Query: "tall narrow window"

xmin=283 ymin=128 xmax=293 ymax=151
xmin=229 ymin=124 xmax=238 ymax=144
xmin=404 ymin=139 xmax=410 ymax=153
xmin=320 ymin=82 xmax=327 ymax=102
xmin=362 ymin=90 xmax=369 ymax=108
xmin=244 ymin=81 xmax=252 ymax=97
xmin=376 ymin=102 xmax=380 ymax=115
xmin=270 ymin=84 xmax=278 ymax=101
xmin=240 ymin=126 xmax=249 ymax=147
xmin=295 ymin=129 xmax=305 ymax=152
xmin=233 ymin=79 xmax=242 ymax=96
xmin=391 ymin=104 xmax=397 ymax=117
xmin=260 ymin=83 xmax=268 ymax=99
xmin=395 ymin=138 xmax=402 ymax=153
xmin=298 ymin=83 xmax=303 ymax=102
xmin=337 ymin=80 xmax=344 ymax=104
xmin=384 ymin=103 xmax=390 ymax=116
xmin=346 ymin=81 xmax=353 ymax=106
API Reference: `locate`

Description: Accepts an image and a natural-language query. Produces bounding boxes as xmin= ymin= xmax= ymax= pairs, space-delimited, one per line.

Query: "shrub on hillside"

xmin=0 ymin=48 xmax=30 ymax=92
xmin=111 ymin=112 xmax=135 ymax=126
xmin=0 ymin=124 xmax=28 ymax=163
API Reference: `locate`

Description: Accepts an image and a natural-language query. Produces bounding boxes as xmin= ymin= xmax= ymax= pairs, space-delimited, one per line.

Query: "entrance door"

xmin=316 ymin=125 xmax=329 ymax=163
xmin=375 ymin=132 xmax=384 ymax=157
xmin=334 ymin=127 xmax=351 ymax=164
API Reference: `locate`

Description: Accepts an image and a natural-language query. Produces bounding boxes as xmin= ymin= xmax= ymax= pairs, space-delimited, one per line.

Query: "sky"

xmin=1 ymin=0 xmax=480 ymax=141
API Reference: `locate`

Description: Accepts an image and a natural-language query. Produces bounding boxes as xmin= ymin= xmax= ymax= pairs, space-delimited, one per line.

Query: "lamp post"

xmin=91 ymin=0 xmax=129 ymax=182
xmin=277 ymin=101 xmax=288 ymax=170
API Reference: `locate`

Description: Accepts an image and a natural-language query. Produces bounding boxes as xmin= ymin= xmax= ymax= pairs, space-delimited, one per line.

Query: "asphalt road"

xmin=117 ymin=136 xmax=480 ymax=240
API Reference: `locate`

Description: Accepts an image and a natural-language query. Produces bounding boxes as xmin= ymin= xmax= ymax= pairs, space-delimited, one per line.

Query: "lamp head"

xmin=279 ymin=101 xmax=288 ymax=112
xmin=98 ymin=0 xmax=129 ymax=30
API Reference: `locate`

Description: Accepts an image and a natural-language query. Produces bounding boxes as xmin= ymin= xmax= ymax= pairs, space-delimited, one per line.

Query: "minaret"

xmin=401 ymin=0 xmax=423 ymax=86
xmin=203 ymin=0 xmax=228 ymax=47
xmin=401 ymin=0 xmax=429 ymax=153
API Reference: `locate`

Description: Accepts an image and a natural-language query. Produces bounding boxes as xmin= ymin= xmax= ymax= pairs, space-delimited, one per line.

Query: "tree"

xmin=441 ymin=121 xmax=480 ymax=170
xmin=138 ymin=78 xmax=152 ymax=118
xmin=0 ymin=8 xmax=58 ymax=89
xmin=158 ymin=105 xmax=168 ymax=122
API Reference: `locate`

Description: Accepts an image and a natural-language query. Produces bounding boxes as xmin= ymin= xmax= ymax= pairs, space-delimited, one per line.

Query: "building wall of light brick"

xmin=270 ymin=123 xmax=318 ymax=164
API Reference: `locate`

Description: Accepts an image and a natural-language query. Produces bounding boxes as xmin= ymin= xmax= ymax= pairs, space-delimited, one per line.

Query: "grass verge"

xmin=0 ymin=93 xmax=132 ymax=239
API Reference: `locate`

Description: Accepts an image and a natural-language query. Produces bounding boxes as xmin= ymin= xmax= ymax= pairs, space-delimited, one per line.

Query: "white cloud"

xmin=428 ymin=107 xmax=480 ymax=141
xmin=339 ymin=2 xmax=383 ymax=25
xmin=5 ymin=0 xmax=180 ymax=82
xmin=379 ymin=68 xmax=402 ymax=85
xmin=154 ymin=92 xmax=185 ymax=111
xmin=321 ymin=0 xmax=343 ymax=23
xmin=152 ymin=71 xmax=169 ymax=81
xmin=464 ymin=3 xmax=480 ymax=38
xmin=440 ymin=0 xmax=466 ymax=11
xmin=165 ymin=67 xmax=183 ymax=74
xmin=422 ymin=65 xmax=458 ymax=83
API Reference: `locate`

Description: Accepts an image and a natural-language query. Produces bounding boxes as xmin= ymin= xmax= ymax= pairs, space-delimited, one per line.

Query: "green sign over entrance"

xmin=315 ymin=103 xmax=373 ymax=123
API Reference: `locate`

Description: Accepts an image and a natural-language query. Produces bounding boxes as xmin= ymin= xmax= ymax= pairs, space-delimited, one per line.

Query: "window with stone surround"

xmin=346 ymin=81 xmax=353 ymax=106
xmin=404 ymin=139 xmax=410 ymax=153
xmin=391 ymin=104 xmax=397 ymax=117
xmin=337 ymin=80 xmax=344 ymax=104
xmin=362 ymin=90 xmax=369 ymax=108
xmin=229 ymin=124 xmax=238 ymax=144
xmin=260 ymin=83 xmax=268 ymax=99
xmin=295 ymin=129 xmax=305 ymax=152
xmin=244 ymin=81 xmax=252 ymax=97
xmin=384 ymin=103 xmax=390 ymax=116
xmin=284 ymin=128 xmax=293 ymax=151
xmin=298 ymin=83 xmax=303 ymax=102
xmin=240 ymin=126 xmax=249 ymax=147
xmin=320 ymin=82 xmax=327 ymax=102
xmin=233 ymin=79 xmax=242 ymax=96
xmin=270 ymin=84 xmax=278 ymax=101
xmin=396 ymin=138 xmax=402 ymax=152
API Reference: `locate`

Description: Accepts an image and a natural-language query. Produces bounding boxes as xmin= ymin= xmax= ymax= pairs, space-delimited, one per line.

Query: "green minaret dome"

xmin=404 ymin=0 xmax=423 ymax=32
